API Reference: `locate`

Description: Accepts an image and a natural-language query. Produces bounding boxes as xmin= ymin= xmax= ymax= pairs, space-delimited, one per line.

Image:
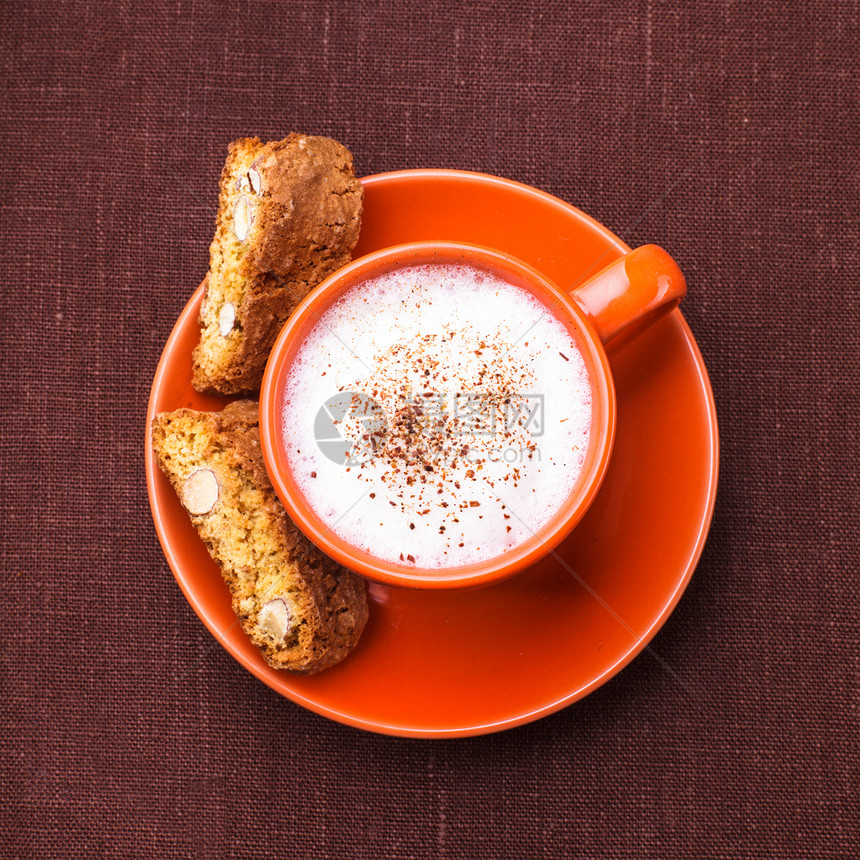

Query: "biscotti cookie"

xmin=192 ymin=134 xmax=363 ymax=395
xmin=151 ymin=400 xmax=369 ymax=674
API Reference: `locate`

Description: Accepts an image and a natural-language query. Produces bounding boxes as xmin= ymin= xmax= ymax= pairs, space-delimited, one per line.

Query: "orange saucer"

xmin=145 ymin=170 xmax=719 ymax=738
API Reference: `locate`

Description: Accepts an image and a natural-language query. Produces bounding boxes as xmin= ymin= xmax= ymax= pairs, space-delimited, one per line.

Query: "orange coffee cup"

xmin=260 ymin=241 xmax=685 ymax=590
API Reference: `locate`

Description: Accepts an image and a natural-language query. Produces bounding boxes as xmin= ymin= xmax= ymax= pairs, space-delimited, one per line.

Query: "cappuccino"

xmin=281 ymin=263 xmax=592 ymax=569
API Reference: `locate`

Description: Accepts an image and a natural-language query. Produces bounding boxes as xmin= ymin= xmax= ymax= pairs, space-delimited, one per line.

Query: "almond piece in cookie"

xmin=257 ymin=598 xmax=292 ymax=641
xmin=179 ymin=469 xmax=219 ymax=515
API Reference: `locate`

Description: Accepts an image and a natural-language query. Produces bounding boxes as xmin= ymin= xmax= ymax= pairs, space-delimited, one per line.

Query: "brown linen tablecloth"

xmin=2 ymin=1 xmax=857 ymax=857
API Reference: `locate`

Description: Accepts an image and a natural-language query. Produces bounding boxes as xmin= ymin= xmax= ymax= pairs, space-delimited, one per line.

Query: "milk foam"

xmin=282 ymin=263 xmax=592 ymax=569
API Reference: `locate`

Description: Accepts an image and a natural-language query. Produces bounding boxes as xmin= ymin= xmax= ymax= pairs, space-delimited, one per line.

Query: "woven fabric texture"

xmin=1 ymin=1 xmax=857 ymax=857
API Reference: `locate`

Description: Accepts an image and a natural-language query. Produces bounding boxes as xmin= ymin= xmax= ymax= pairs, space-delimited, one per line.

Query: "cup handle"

xmin=569 ymin=244 xmax=687 ymax=349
